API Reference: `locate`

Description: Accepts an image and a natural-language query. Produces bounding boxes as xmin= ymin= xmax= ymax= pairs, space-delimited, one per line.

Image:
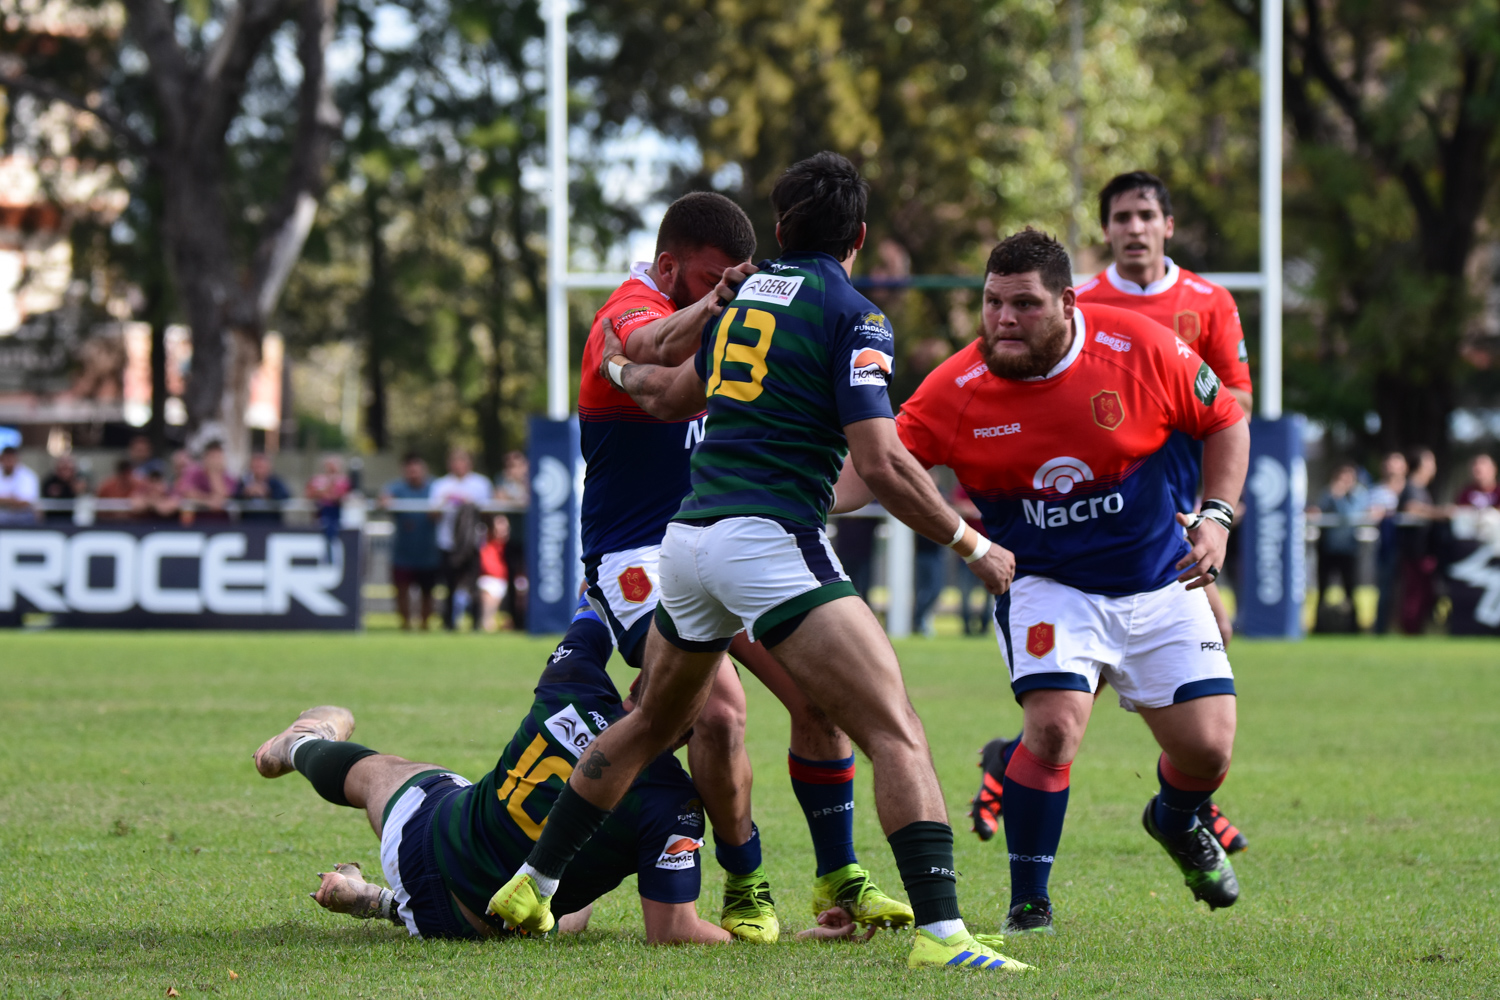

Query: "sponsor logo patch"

xmin=1032 ymin=456 xmax=1095 ymax=495
xmin=974 ymin=422 xmax=1021 ymax=439
xmin=654 ymin=834 xmax=704 ymax=870
xmin=955 ymin=363 xmax=989 ymax=388
xmin=588 ymin=710 xmax=611 ymax=731
xmin=736 ymin=272 xmax=805 ymax=307
xmin=1091 ymin=389 xmax=1125 ymax=431
xmin=850 ymin=348 xmax=893 ymax=387
xmin=1094 ymin=330 xmax=1131 ymax=352
xmin=543 ymin=704 xmax=596 ymax=759
xmin=1237 ymin=338 xmax=1249 ymax=363
xmin=1175 ymin=310 xmax=1202 ymax=344
xmin=617 ymin=565 xmax=653 ymax=604
xmin=1026 ymin=622 xmax=1055 ymax=658
xmin=1193 ymin=361 xmax=1222 ymax=405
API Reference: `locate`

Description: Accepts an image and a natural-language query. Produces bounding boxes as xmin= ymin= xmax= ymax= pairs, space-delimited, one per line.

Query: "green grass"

xmin=2 ymin=632 xmax=1497 ymax=998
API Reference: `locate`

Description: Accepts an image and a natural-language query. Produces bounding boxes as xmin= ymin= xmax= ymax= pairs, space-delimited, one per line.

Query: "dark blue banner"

xmin=1238 ymin=415 xmax=1307 ymax=638
xmin=526 ymin=415 xmax=583 ymax=634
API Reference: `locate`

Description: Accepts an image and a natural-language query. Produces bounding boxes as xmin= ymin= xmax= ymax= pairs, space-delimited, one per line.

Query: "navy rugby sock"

xmin=887 ymin=820 xmax=962 ymax=926
xmin=789 ymin=752 xmax=858 ymax=877
xmin=1001 ymin=741 xmax=1070 ymax=906
xmin=714 ymin=823 xmax=763 ymax=877
xmin=1153 ymin=753 xmax=1225 ymax=835
xmin=291 ymin=738 xmax=378 ymax=808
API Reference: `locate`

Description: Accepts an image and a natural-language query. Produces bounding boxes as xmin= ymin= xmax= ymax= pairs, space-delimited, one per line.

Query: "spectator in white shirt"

xmin=430 ymin=448 xmax=492 ymax=629
xmin=0 ymin=446 xmax=41 ymax=525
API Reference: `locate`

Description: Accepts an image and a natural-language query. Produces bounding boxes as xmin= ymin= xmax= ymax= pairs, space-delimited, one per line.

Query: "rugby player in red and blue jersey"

xmin=578 ymin=192 xmax=911 ymax=941
xmin=887 ymin=229 xmax=1250 ymax=934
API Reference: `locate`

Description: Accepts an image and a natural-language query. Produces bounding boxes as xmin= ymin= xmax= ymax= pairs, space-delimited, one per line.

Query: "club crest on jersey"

xmin=543 ymin=704 xmax=596 ymax=759
xmin=1091 ymin=390 xmax=1125 ymax=431
xmin=1193 ymin=361 xmax=1222 ymax=405
xmin=1026 ymin=622 xmax=1055 ymax=658
xmin=736 ymin=272 xmax=805 ymax=307
xmin=850 ymin=348 xmax=893 ymax=387
xmin=654 ymin=834 xmax=704 ymax=871
xmin=1174 ymin=311 xmax=1202 ymax=344
xmin=618 ymin=565 xmax=653 ymax=604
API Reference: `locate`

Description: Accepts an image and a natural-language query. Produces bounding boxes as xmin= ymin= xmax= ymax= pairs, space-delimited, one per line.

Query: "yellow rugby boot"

xmin=720 ymin=867 xmax=779 ymax=943
xmin=810 ymin=863 xmax=914 ymax=929
xmin=907 ymin=928 xmax=1032 ymax=971
xmin=487 ymin=872 xmax=555 ymax=935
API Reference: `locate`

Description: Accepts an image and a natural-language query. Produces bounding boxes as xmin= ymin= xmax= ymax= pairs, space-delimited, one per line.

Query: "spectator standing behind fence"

xmin=1310 ymin=463 xmax=1369 ymax=633
xmin=176 ymin=442 xmax=233 ymax=521
xmin=41 ymin=454 xmax=87 ymax=523
xmin=133 ymin=465 xmax=181 ymax=521
xmin=127 ymin=433 xmax=154 ymax=482
xmin=236 ymin=451 xmax=291 ymax=523
xmin=1367 ymin=451 xmax=1407 ymax=634
xmin=0 ymin=446 xmax=39 ymax=524
xmin=431 ymin=448 xmax=491 ymax=630
xmin=380 ymin=454 xmax=441 ymax=631
xmin=96 ymin=459 xmax=138 ymax=522
xmin=493 ymin=450 xmax=530 ymax=631
xmin=306 ymin=455 xmax=351 ymax=544
xmin=1397 ymin=448 xmax=1441 ymax=634
xmin=1455 ymin=454 xmax=1498 ymax=509
xmin=477 ymin=516 xmax=511 ymax=632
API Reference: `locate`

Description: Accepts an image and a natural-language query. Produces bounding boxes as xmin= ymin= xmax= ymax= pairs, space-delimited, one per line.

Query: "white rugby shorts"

xmin=584 ymin=543 xmax=663 ymax=660
xmin=994 ymin=576 xmax=1234 ymax=711
xmin=656 ymin=516 xmax=857 ymax=648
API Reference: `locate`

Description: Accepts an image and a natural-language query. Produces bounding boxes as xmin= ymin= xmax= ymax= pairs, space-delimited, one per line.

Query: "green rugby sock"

xmin=291 ymin=738 xmax=378 ymax=807
xmin=525 ymin=784 xmax=610 ymax=880
xmin=888 ymin=819 xmax=963 ymax=926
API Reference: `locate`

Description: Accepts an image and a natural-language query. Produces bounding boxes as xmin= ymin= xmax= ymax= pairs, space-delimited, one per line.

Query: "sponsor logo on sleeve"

xmin=1237 ymin=338 xmax=1249 ymax=363
xmin=1091 ymin=390 xmax=1125 ymax=431
xmin=1026 ymin=622 xmax=1055 ymax=658
xmin=1193 ymin=361 xmax=1222 ymax=405
xmin=543 ymin=704 xmax=596 ymax=759
xmin=654 ymin=834 xmax=704 ymax=870
xmin=850 ymin=348 xmax=893 ymax=387
xmin=854 ymin=311 xmax=892 ymax=339
xmin=955 ymin=363 xmax=989 ymax=388
xmin=1174 ymin=339 xmax=1194 ymax=360
xmin=1094 ymin=330 xmax=1131 ymax=352
xmin=736 ymin=273 xmax=806 ymax=307
xmin=612 ymin=307 xmax=662 ymax=332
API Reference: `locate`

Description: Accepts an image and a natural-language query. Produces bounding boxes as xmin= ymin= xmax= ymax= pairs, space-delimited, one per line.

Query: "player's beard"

xmin=983 ymin=313 xmax=1071 ymax=380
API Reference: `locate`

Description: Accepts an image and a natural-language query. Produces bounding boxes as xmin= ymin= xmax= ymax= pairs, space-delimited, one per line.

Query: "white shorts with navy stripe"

xmin=584 ymin=544 xmax=663 ymax=666
xmin=994 ymin=576 xmax=1234 ymax=712
xmin=656 ymin=516 xmax=857 ymax=647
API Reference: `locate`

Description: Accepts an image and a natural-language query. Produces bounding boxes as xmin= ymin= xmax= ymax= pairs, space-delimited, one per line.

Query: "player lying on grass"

xmin=577 ymin=191 xmax=910 ymax=942
xmin=252 ymin=599 xmax=873 ymax=944
xmin=491 ymin=153 xmax=1029 ymax=973
xmin=839 ymin=228 xmax=1250 ymax=935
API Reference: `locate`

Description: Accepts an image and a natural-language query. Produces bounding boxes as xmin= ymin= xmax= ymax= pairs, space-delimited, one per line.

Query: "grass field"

xmin=2 ymin=632 xmax=1497 ymax=998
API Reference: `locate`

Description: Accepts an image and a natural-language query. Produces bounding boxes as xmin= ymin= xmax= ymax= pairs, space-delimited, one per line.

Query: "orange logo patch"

xmin=618 ymin=566 xmax=653 ymax=604
xmin=1091 ymin=389 xmax=1125 ymax=431
xmin=1174 ymin=310 xmax=1202 ymax=344
xmin=1026 ymin=622 xmax=1055 ymax=658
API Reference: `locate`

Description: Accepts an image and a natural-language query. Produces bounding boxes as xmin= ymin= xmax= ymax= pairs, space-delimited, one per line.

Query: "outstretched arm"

xmin=640 ymin=897 xmax=733 ymax=944
xmin=599 ymin=317 xmax=708 ymax=422
xmin=624 ymin=263 xmax=758 ymax=366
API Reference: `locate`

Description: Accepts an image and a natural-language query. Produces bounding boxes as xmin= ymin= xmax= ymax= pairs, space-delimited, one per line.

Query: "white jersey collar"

xmin=628 ymin=260 xmax=662 ymax=294
xmin=1024 ymin=308 xmax=1087 ymax=381
xmin=1105 ymin=257 xmax=1179 ymax=296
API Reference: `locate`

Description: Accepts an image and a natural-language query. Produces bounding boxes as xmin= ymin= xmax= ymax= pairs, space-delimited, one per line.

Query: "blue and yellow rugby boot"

xmin=907 ymin=928 xmax=1032 ymax=971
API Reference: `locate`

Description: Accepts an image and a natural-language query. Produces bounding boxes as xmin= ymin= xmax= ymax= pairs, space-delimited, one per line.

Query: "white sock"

xmin=516 ymin=862 xmax=559 ymax=898
xmin=288 ymin=734 xmax=321 ymax=768
xmin=918 ymin=918 xmax=967 ymax=941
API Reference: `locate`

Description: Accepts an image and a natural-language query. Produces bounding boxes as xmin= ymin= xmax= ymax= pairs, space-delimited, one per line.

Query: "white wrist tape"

xmin=948 ymin=519 xmax=967 ymax=547
xmin=962 ymin=534 xmax=991 ymax=564
xmin=606 ymin=357 xmax=629 ymax=391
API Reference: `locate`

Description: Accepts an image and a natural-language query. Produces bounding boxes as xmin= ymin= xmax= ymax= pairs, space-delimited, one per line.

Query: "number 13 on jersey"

xmin=707 ymin=307 xmax=775 ymax=402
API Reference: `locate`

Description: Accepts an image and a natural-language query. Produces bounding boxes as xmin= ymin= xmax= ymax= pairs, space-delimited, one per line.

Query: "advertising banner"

xmin=0 ymin=524 xmax=360 ymax=629
xmin=526 ymin=415 xmax=583 ymax=634
xmin=1238 ymin=415 xmax=1308 ymax=639
xmin=1444 ymin=511 xmax=1500 ymax=636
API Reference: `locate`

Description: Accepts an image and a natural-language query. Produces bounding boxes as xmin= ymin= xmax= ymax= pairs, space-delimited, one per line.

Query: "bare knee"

xmin=1019 ymin=692 xmax=1092 ymax=764
xmin=1168 ymin=741 xmax=1233 ymax=781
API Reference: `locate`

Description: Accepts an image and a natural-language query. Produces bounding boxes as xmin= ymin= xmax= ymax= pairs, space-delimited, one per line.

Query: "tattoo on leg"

xmin=580 ymin=748 xmax=611 ymax=780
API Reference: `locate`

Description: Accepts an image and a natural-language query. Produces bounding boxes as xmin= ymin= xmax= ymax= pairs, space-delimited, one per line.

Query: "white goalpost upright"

xmin=539 ymin=0 xmax=1283 ymax=637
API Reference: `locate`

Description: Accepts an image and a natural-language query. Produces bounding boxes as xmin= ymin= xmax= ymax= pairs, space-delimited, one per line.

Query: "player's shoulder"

xmin=598 ymin=278 xmax=671 ymax=326
xmin=911 ymin=340 xmax=989 ymax=405
xmin=1173 ymin=265 xmax=1230 ymax=301
xmin=1074 ymin=271 xmax=1106 ymax=298
xmin=1078 ymin=303 xmax=1189 ymax=367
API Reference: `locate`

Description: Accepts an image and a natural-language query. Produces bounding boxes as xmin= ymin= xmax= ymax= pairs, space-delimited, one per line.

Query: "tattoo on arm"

xmin=579 ymin=748 xmax=611 ymax=780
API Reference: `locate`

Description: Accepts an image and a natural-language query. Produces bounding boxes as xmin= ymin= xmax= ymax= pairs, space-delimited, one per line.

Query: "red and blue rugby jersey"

xmin=896 ymin=303 xmax=1243 ymax=596
xmin=578 ymin=269 xmax=707 ymax=563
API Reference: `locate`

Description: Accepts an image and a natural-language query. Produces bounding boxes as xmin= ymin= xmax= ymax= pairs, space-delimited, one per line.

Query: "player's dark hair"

xmin=1098 ymin=171 xmax=1173 ymax=228
xmin=655 ymin=191 xmax=756 ymax=263
xmin=985 ymin=228 xmax=1073 ymax=295
xmin=770 ymin=151 xmax=868 ymax=260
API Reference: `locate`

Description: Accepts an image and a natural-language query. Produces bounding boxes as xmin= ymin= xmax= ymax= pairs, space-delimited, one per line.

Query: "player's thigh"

xmin=763 ymin=596 xmax=921 ymax=751
xmin=729 ymin=631 xmax=811 ymax=714
xmin=693 ymin=655 xmax=747 ymax=741
xmin=347 ymin=756 xmax=449 ymax=836
xmin=1137 ymin=694 xmax=1236 ymax=776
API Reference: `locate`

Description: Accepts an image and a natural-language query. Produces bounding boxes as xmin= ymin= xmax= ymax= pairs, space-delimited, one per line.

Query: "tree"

xmin=3 ymin=0 xmax=339 ymax=465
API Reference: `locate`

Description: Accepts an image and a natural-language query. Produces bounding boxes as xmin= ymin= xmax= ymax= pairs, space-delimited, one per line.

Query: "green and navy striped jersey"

xmin=427 ymin=611 xmax=704 ymax=927
xmin=676 ymin=252 xmax=896 ymax=527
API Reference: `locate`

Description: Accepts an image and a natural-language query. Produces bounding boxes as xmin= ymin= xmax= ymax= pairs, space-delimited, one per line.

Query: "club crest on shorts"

xmin=617 ymin=565 xmax=653 ymax=603
xmin=1026 ymin=622 xmax=1055 ymax=658
xmin=1174 ymin=310 xmax=1202 ymax=344
xmin=1091 ymin=389 xmax=1125 ymax=431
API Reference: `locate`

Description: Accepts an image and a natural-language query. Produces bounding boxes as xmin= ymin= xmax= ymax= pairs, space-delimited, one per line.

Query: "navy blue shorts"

xmin=381 ymin=772 xmax=477 ymax=940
